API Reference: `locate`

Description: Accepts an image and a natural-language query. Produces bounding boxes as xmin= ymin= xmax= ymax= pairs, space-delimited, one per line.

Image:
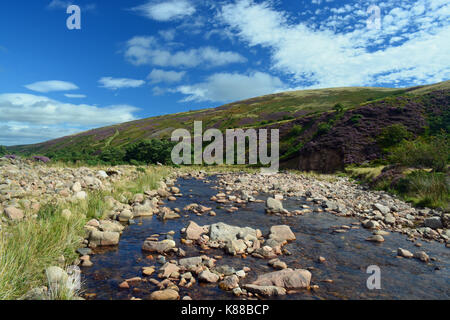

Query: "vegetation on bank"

xmin=0 ymin=165 xmax=171 ymax=300
xmin=347 ymin=131 xmax=449 ymax=209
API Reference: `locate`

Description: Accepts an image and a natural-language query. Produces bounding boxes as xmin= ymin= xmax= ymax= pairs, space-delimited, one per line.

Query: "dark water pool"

xmin=81 ymin=176 xmax=450 ymax=300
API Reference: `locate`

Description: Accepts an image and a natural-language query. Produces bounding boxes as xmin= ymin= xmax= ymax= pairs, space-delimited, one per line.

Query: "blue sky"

xmin=0 ymin=0 xmax=449 ymax=145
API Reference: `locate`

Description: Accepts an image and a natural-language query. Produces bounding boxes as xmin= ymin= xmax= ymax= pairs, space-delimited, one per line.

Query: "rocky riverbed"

xmin=1 ymin=158 xmax=448 ymax=300
xmin=81 ymin=172 xmax=449 ymax=300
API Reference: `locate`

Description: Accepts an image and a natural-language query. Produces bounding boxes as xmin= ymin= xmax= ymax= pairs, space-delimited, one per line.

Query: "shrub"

xmin=316 ymin=122 xmax=332 ymax=136
xmin=0 ymin=146 xmax=6 ymax=157
xmin=377 ymin=124 xmax=410 ymax=149
xmin=100 ymin=147 xmax=125 ymax=165
xmin=333 ymin=103 xmax=345 ymax=113
xmin=389 ymin=134 xmax=449 ymax=172
xmin=125 ymin=139 xmax=175 ymax=165
xmin=288 ymin=125 xmax=303 ymax=137
xmin=350 ymin=114 xmax=363 ymax=125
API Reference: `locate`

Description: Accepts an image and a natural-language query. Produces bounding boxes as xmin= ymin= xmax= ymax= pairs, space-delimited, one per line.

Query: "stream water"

xmin=81 ymin=176 xmax=450 ymax=300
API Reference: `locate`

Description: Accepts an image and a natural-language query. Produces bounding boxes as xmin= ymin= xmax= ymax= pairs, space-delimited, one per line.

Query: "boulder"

xmin=160 ymin=207 xmax=181 ymax=220
xmin=423 ymin=216 xmax=443 ymax=229
xmin=266 ymin=197 xmax=284 ymax=213
xmin=198 ymin=269 xmax=219 ymax=283
xmin=209 ymin=222 xmax=259 ymax=243
xmin=4 ymin=206 xmax=24 ymax=221
xmin=118 ymin=209 xmax=133 ymax=222
xmin=71 ymin=182 xmax=82 ymax=193
xmin=159 ymin=263 xmax=180 ymax=278
xmin=243 ymin=284 xmax=286 ymax=297
xmin=397 ymin=248 xmax=413 ymax=258
xmin=373 ymin=203 xmax=390 ymax=215
xmin=89 ymin=230 xmax=120 ymax=246
xmin=142 ymin=239 xmax=176 ymax=253
xmin=149 ymin=289 xmax=179 ymax=300
xmin=268 ymin=225 xmax=296 ymax=243
xmin=414 ymin=251 xmax=430 ymax=262
xmin=219 ymin=275 xmax=240 ymax=291
xmin=251 ymin=268 xmax=311 ymax=289
xmin=45 ymin=266 xmax=69 ymax=293
xmin=99 ymin=220 xmax=125 ymax=233
xmin=225 ymin=239 xmax=247 ymax=255
xmin=179 ymin=256 xmax=203 ymax=268
xmin=185 ymin=221 xmax=209 ymax=240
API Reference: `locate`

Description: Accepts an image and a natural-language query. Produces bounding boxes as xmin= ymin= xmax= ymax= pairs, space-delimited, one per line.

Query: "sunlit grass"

xmin=0 ymin=164 xmax=172 ymax=300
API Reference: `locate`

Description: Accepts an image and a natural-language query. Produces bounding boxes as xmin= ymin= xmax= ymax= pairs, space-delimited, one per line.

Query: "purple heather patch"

xmin=32 ymin=156 xmax=51 ymax=163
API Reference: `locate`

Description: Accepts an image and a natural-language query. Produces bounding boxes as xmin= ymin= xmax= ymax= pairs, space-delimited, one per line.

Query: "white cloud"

xmin=0 ymin=93 xmax=139 ymax=145
xmin=64 ymin=93 xmax=87 ymax=98
xmin=219 ymin=0 xmax=450 ymax=88
xmin=24 ymin=80 xmax=79 ymax=93
xmin=175 ymin=72 xmax=286 ymax=102
xmin=131 ymin=0 xmax=195 ymax=21
xmin=47 ymin=0 xmax=96 ymax=11
xmin=0 ymin=94 xmax=138 ymax=125
xmin=124 ymin=36 xmax=247 ymax=68
xmin=98 ymin=77 xmax=145 ymax=90
xmin=148 ymin=69 xmax=186 ymax=84
xmin=159 ymin=29 xmax=176 ymax=41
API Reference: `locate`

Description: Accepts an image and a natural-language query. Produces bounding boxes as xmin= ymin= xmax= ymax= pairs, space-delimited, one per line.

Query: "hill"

xmin=7 ymin=80 xmax=450 ymax=172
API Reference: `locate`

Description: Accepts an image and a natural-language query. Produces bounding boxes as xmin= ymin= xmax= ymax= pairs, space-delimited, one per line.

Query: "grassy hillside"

xmin=9 ymin=85 xmax=420 ymax=154
xmin=7 ymin=80 xmax=450 ymax=162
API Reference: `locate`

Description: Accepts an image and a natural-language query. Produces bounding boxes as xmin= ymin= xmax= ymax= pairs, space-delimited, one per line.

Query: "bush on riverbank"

xmin=388 ymin=133 xmax=449 ymax=172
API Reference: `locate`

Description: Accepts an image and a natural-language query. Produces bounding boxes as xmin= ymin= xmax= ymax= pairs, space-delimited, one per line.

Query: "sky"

xmin=0 ymin=0 xmax=449 ymax=146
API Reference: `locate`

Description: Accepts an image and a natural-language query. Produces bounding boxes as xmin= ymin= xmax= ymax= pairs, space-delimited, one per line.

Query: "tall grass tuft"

xmin=0 ymin=203 xmax=85 ymax=300
xmin=396 ymin=170 xmax=450 ymax=209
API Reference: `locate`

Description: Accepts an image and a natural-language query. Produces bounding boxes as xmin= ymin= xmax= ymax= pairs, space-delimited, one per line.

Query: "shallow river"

xmin=81 ymin=176 xmax=450 ymax=300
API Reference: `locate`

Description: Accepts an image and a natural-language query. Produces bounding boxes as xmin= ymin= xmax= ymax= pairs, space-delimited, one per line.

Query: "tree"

xmin=0 ymin=145 xmax=6 ymax=156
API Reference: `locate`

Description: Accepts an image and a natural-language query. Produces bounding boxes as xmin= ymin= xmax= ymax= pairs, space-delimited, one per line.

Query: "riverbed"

xmin=81 ymin=176 xmax=450 ymax=300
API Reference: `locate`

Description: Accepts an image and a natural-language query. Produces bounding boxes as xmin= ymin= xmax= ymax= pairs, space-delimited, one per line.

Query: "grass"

xmin=0 ymin=164 xmax=172 ymax=300
xmin=0 ymin=203 xmax=85 ymax=300
xmin=346 ymin=166 xmax=386 ymax=180
xmin=394 ymin=170 xmax=449 ymax=209
xmin=346 ymin=165 xmax=449 ymax=209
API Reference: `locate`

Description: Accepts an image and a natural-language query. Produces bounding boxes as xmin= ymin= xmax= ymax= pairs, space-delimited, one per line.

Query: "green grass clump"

xmin=0 ymin=203 xmax=85 ymax=300
xmin=394 ymin=170 xmax=449 ymax=209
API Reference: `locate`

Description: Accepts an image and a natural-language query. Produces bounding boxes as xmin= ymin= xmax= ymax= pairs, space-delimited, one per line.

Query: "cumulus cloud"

xmin=0 ymin=93 xmax=139 ymax=145
xmin=219 ymin=0 xmax=450 ymax=88
xmin=131 ymin=0 xmax=196 ymax=21
xmin=98 ymin=77 xmax=145 ymax=90
xmin=148 ymin=69 xmax=186 ymax=84
xmin=175 ymin=72 xmax=286 ymax=102
xmin=24 ymin=80 xmax=79 ymax=93
xmin=124 ymin=36 xmax=247 ymax=68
